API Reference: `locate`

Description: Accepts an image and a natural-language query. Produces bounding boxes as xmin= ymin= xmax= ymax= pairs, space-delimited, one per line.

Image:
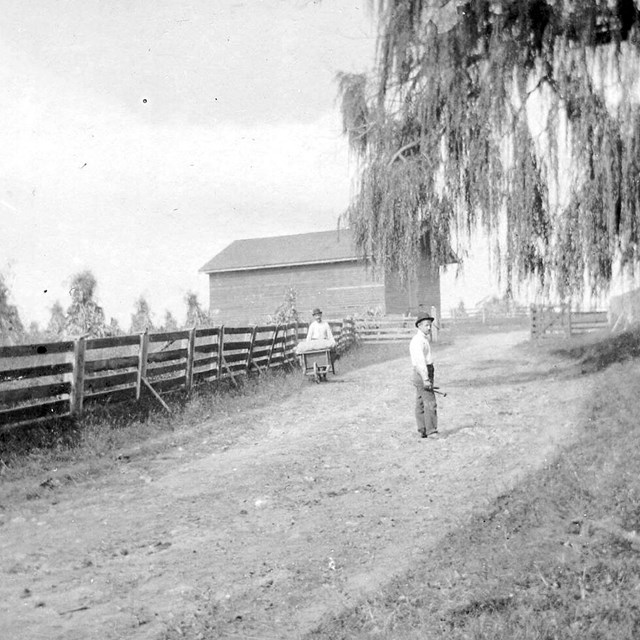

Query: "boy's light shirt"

xmin=306 ymin=320 xmax=335 ymax=344
xmin=410 ymin=329 xmax=433 ymax=384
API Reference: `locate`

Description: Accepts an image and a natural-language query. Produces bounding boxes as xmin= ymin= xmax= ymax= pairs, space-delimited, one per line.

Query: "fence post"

xmin=70 ymin=336 xmax=86 ymax=417
xmin=185 ymin=326 xmax=196 ymax=394
xmin=566 ymin=307 xmax=573 ymax=338
xmin=281 ymin=323 xmax=290 ymax=364
xmin=136 ymin=329 xmax=149 ymax=400
xmin=530 ymin=305 xmax=536 ymax=340
xmin=246 ymin=326 xmax=257 ymax=374
xmin=216 ymin=326 xmax=225 ymax=381
xmin=430 ymin=305 xmax=439 ymax=342
xmin=266 ymin=324 xmax=279 ymax=369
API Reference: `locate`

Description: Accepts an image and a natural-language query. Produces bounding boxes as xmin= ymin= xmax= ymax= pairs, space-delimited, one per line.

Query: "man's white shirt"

xmin=410 ymin=330 xmax=433 ymax=384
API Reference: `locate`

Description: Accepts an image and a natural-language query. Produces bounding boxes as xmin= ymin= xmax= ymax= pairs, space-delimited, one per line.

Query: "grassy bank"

xmin=306 ymin=329 xmax=640 ymax=639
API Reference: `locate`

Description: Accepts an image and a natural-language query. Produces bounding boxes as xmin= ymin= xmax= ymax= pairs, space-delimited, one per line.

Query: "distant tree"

xmin=130 ymin=296 xmax=155 ymax=333
xmin=106 ymin=317 xmax=124 ymax=336
xmin=46 ymin=301 xmax=66 ymax=339
xmin=161 ymin=310 xmax=179 ymax=332
xmin=0 ymin=274 xmax=25 ymax=345
xmin=184 ymin=291 xmax=211 ymax=328
xmin=269 ymin=287 xmax=299 ymax=324
xmin=64 ymin=270 xmax=107 ymax=337
xmin=27 ymin=321 xmax=44 ymax=342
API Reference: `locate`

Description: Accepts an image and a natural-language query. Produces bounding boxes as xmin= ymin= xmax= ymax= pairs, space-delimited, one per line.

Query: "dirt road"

xmin=0 ymin=330 xmax=592 ymax=639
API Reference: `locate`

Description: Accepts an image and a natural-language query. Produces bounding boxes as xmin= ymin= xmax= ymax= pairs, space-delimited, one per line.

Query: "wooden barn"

xmin=199 ymin=229 xmax=443 ymax=325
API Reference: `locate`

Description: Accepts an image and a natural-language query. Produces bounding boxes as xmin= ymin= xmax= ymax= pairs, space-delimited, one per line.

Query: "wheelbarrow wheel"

xmin=313 ymin=362 xmax=321 ymax=383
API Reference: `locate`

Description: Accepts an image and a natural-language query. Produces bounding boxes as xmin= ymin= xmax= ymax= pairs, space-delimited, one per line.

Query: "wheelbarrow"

xmin=299 ymin=348 xmax=335 ymax=383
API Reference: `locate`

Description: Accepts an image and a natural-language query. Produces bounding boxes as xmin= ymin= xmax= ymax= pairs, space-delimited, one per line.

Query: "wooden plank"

xmin=85 ymin=355 xmax=139 ymax=374
xmin=84 ymin=386 xmax=136 ymax=404
xmin=193 ymin=368 xmax=219 ymax=383
xmin=222 ymin=351 xmax=251 ymax=365
xmin=147 ymin=349 xmax=188 ymax=364
xmin=266 ymin=325 xmax=280 ymax=368
xmin=221 ymin=356 xmax=239 ymax=387
xmin=0 ymin=381 xmax=71 ymax=405
xmin=250 ymin=342 xmax=271 ymax=353
xmin=185 ymin=327 xmax=196 ymax=394
xmin=70 ymin=337 xmax=86 ymax=417
xmin=359 ymin=333 xmax=413 ymax=340
xmin=221 ymin=340 xmax=252 ymax=351
xmin=572 ymin=311 xmax=608 ymax=320
xmin=142 ymin=377 xmax=172 ymax=413
xmin=193 ymin=342 xmax=219 ymax=355
xmin=0 ymin=361 xmax=73 ymax=383
xmin=148 ymin=330 xmax=190 ymax=343
xmin=224 ymin=360 xmax=248 ymax=373
xmin=246 ymin=326 xmax=258 ymax=373
xmin=193 ymin=354 xmax=217 ymax=369
xmin=0 ymin=399 xmax=70 ymax=429
xmin=252 ymin=337 xmax=276 ymax=348
xmin=84 ymin=371 xmax=138 ymax=393
xmin=357 ymin=331 xmax=413 ymax=337
xmin=283 ymin=324 xmax=295 ymax=364
xmin=149 ymin=376 xmax=185 ymax=393
xmin=85 ymin=335 xmax=140 ymax=350
xmin=147 ymin=362 xmax=186 ymax=378
xmin=530 ymin=306 xmax=537 ymax=339
xmin=136 ymin=330 xmax=149 ymax=401
xmin=216 ymin=326 xmax=225 ymax=381
xmin=0 ymin=341 xmax=74 ymax=358
xmin=256 ymin=324 xmax=277 ymax=332
xmin=0 ymin=411 xmax=73 ymax=434
xmin=572 ymin=317 xmax=609 ymax=325
xmin=195 ymin=327 xmax=220 ymax=338
xmin=251 ymin=354 xmax=269 ymax=367
xmin=223 ymin=326 xmax=252 ymax=336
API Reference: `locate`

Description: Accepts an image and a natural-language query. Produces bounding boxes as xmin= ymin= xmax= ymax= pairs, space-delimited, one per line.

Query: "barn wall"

xmin=207 ymin=261 xmax=384 ymax=325
xmin=384 ymin=255 xmax=441 ymax=317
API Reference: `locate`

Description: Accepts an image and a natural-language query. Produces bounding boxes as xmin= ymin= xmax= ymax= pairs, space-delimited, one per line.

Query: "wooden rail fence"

xmin=0 ymin=318 xmax=356 ymax=433
xmin=530 ymin=306 xmax=609 ymax=339
xmin=354 ymin=315 xmax=417 ymax=343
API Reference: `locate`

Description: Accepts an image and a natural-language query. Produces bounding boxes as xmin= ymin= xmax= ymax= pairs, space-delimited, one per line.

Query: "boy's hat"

xmin=415 ymin=313 xmax=434 ymax=327
xmin=312 ymin=308 xmax=322 ymax=315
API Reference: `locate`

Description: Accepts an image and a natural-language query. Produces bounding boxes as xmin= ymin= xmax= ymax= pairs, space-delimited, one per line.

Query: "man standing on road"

xmin=410 ymin=313 xmax=437 ymax=438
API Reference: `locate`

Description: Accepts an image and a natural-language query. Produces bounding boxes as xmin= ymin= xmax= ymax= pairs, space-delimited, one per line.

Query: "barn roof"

xmin=199 ymin=229 xmax=362 ymax=273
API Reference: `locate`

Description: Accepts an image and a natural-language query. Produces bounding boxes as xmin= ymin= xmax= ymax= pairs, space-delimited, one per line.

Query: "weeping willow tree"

xmin=339 ymin=0 xmax=640 ymax=300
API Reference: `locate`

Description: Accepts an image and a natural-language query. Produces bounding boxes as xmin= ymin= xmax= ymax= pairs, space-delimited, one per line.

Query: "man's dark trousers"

xmin=412 ymin=371 xmax=438 ymax=436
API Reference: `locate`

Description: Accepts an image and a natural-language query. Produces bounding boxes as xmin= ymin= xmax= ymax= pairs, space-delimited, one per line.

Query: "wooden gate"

xmin=530 ymin=306 xmax=608 ymax=339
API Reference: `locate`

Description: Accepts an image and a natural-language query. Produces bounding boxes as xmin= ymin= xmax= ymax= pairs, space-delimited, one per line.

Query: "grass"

xmin=305 ymin=327 xmax=640 ymax=639
xmin=551 ymin=326 xmax=640 ymax=373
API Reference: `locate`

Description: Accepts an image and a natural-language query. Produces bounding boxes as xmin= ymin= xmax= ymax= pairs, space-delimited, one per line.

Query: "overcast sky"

xmin=0 ymin=0 xmax=378 ymax=328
